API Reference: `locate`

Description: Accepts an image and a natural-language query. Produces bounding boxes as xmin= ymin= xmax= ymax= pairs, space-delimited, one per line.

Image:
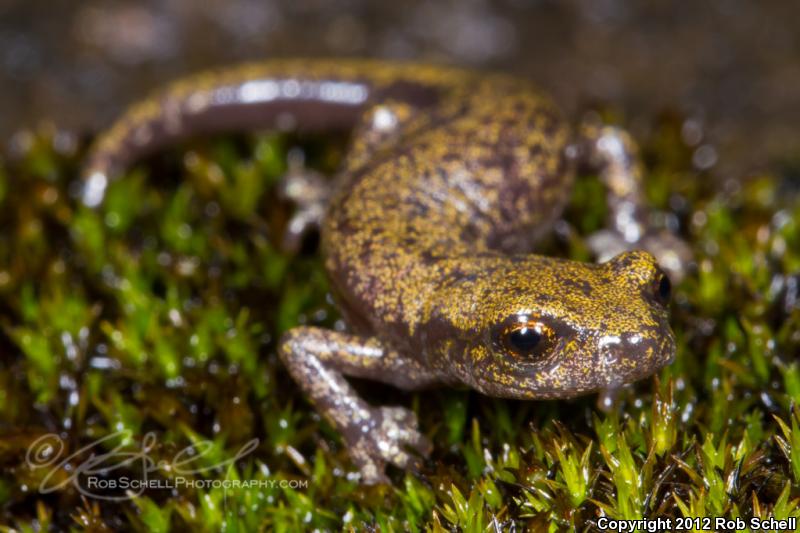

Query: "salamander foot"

xmin=346 ymin=406 xmax=432 ymax=485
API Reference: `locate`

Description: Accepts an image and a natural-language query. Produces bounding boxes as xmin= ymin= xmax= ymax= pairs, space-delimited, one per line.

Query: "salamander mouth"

xmin=597 ymin=328 xmax=676 ymax=385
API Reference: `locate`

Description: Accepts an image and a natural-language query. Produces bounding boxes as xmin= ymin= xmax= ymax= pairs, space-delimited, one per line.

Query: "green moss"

xmin=0 ymin=117 xmax=799 ymax=531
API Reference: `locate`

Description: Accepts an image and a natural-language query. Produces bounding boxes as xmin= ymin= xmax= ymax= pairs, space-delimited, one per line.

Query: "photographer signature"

xmin=25 ymin=430 xmax=260 ymax=501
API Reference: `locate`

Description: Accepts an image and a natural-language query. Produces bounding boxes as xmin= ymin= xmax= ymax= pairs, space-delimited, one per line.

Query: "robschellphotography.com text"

xmin=86 ymin=477 xmax=309 ymax=491
xmin=596 ymin=516 xmax=797 ymax=532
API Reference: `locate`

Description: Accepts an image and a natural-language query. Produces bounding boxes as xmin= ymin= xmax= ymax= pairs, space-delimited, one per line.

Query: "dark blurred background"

xmin=1 ymin=0 xmax=798 ymax=175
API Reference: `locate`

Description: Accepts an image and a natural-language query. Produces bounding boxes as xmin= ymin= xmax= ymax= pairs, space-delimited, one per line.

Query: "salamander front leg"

xmin=577 ymin=121 xmax=692 ymax=281
xmin=279 ymin=327 xmax=436 ymax=484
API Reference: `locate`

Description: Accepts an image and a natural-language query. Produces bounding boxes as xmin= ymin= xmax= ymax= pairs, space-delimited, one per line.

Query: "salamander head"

xmin=455 ymin=250 xmax=675 ymax=399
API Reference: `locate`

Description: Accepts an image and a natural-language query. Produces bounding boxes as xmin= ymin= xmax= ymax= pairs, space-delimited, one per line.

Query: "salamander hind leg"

xmin=340 ymin=100 xmax=423 ymax=174
xmin=278 ymin=149 xmax=331 ymax=252
xmin=279 ymin=327 xmax=436 ymax=484
xmin=280 ymin=101 xmax=425 ymax=252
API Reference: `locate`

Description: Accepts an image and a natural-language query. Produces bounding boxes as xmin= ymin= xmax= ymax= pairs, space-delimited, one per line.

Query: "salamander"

xmin=82 ymin=59 xmax=687 ymax=484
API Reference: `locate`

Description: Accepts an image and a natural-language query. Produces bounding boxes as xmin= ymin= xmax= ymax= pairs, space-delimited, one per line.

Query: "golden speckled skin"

xmin=82 ymin=59 xmax=677 ymax=484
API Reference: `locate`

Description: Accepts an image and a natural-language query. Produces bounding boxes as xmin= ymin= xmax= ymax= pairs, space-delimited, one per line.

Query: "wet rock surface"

xmin=0 ymin=1 xmax=798 ymax=174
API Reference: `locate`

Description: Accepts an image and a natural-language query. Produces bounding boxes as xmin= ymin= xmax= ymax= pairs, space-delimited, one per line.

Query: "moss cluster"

xmin=0 ymin=115 xmax=798 ymax=531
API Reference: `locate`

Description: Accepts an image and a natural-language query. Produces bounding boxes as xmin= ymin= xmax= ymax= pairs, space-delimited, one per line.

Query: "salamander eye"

xmin=508 ymin=327 xmax=540 ymax=352
xmin=499 ymin=319 xmax=555 ymax=359
xmin=653 ymin=269 xmax=671 ymax=306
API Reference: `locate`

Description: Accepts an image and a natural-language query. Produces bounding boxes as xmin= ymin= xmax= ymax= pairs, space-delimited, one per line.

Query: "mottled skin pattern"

xmin=82 ymin=59 xmax=681 ymax=484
